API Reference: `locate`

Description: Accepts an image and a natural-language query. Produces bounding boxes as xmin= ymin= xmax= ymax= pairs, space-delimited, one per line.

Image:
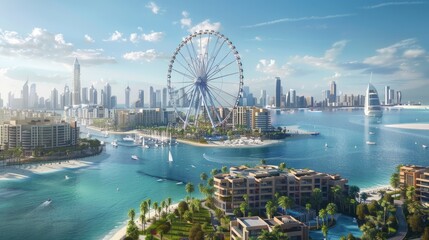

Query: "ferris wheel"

xmin=167 ymin=30 xmax=244 ymax=129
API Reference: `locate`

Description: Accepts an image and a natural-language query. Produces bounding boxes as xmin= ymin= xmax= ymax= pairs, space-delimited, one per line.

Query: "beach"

xmin=385 ymin=123 xmax=429 ymax=130
xmin=0 ymin=160 xmax=92 ymax=180
xmin=359 ymin=184 xmax=394 ymax=202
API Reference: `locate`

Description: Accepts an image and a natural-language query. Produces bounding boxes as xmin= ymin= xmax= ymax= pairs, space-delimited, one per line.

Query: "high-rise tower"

xmin=125 ymin=86 xmax=131 ymax=108
xmin=275 ymin=77 xmax=281 ymax=108
xmin=22 ymin=80 xmax=29 ymax=109
xmin=73 ymin=58 xmax=81 ymax=105
xmin=329 ymin=81 xmax=337 ymax=104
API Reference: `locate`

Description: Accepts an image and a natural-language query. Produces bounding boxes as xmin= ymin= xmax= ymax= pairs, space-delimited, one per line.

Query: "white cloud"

xmin=123 ymin=49 xmax=161 ymax=62
xmin=364 ymin=1 xmax=425 ymax=9
xmin=243 ymin=14 xmax=354 ymax=28
xmin=142 ymin=31 xmax=164 ymax=42
xmin=0 ymin=28 xmax=115 ymax=65
xmin=256 ymin=59 xmax=294 ymax=77
xmin=181 ymin=11 xmax=192 ymax=28
xmin=403 ymin=49 xmax=425 ymax=58
xmin=84 ymin=34 xmax=95 ymax=43
xmin=363 ymin=39 xmax=416 ymax=66
xmin=189 ymin=19 xmax=221 ymax=33
xmin=254 ymin=36 xmax=262 ymax=41
xmin=146 ymin=2 xmax=160 ymax=14
xmin=129 ymin=33 xmax=139 ymax=43
xmin=292 ymin=40 xmax=347 ymax=69
xmin=103 ymin=30 xmax=126 ymax=42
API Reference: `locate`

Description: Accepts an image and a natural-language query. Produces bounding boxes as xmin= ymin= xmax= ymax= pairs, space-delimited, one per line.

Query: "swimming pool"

xmin=309 ymin=214 xmax=362 ymax=240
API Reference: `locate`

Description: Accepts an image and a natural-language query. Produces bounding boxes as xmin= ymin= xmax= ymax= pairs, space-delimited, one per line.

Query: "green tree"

xmin=319 ymin=208 xmax=327 ymax=226
xmin=326 ymin=203 xmax=337 ymax=225
xmin=305 ymin=203 xmax=312 ymax=226
xmin=321 ymin=224 xmax=328 ymax=239
xmin=184 ymin=210 xmax=193 ymax=223
xmin=331 ymin=185 xmax=342 ymax=204
xmin=347 ymin=233 xmax=356 ymax=240
xmin=157 ymin=222 xmax=171 ymax=240
xmin=189 ymin=223 xmax=204 ymax=240
xmin=311 ymin=188 xmax=323 ymax=211
xmin=348 ymin=185 xmax=360 ymax=199
xmin=152 ymin=202 xmax=159 ymax=220
xmin=140 ymin=201 xmax=148 ymax=230
xmin=279 ymin=162 xmax=286 ymax=171
xmin=360 ymin=192 xmax=368 ymax=203
xmin=178 ymin=201 xmax=189 ymax=220
xmin=221 ymin=166 xmax=228 ymax=173
xmin=210 ymin=168 xmax=219 ymax=176
xmin=167 ymin=197 xmax=172 ymax=213
xmin=240 ymin=202 xmax=248 ymax=217
xmin=126 ymin=220 xmax=139 ymax=240
xmin=258 ymin=225 xmax=289 ymax=240
xmin=260 ymin=159 xmax=266 ymax=165
xmin=146 ymin=199 xmax=152 ymax=220
xmin=200 ymin=172 xmax=208 ymax=182
xmin=407 ymin=213 xmax=423 ymax=232
xmin=278 ymin=196 xmax=293 ymax=214
xmin=390 ymin=173 xmax=400 ymax=189
xmin=128 ymin=208 xmax=136 ymax=222
xmin=265 ymin=200 xmax=276 ymax=219
xmin=186 ymin=183 xmax=195 ymax=200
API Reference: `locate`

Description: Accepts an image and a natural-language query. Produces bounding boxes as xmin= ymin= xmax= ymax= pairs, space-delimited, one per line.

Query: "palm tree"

xmin=221 ymin=166 xmax=228 ymax=173
xmin=167 ymin=197 xmax=172 ymax=213
xmin=200 ymin=172 xmax=208 ymax=182
xmin=350 ymin=199 xmax=356 ymax=215
xmin=146 ymin=199 xmax=152 ymax=220
xmin=278 ymin=196 xmax=292 ymax=214
xmin=140 ymin=201 xmax=148 ymax=229
xmin=326 ymin=203 xmax=337 ymax=225
xmin=185 ymin=183 xmax=195 ymax=200
xmin=153 ymin=202 xmax=158 ymax=220
xmin=210 ymin=168 xmax=219 ymax=176
xmin=128 ymin=208 xmax=136 ymax=222
xmin=321 ymin=224 xmax=328 ymax=239
xmin=331 ymin=185 xmax=342 ymax=204
xmin=161 ymin=200 xmax=167 ymax=215
xmin=240 ymin=202 xmax=248 ymax=217
xmin=157 ymin=222 xmax=171 ymax=240
xmin=319 ymin=208 xmax=327 ymax=226
xmin=258 ymin=225 xmax=289 ymax=240
xmin=360 ymin=192 xmax=368 ymax=203
xmin=265 ymin=201 xmax=276 ymax=219
xmin=306 ymin=203 xmax=312 ymax=226
xmin=139 ymin=214 xmax=146 ymax=231
xmin=390 ymin=173 xmax=400 ymax=189
xmin=279 ymin=162 xmax=286 ymax=171
xmin=311 ymin=188 xmax=323 ymax=211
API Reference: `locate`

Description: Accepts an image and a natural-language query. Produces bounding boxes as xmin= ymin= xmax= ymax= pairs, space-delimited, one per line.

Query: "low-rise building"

xmin=399 ymin=165 xmax=429 ymax=205
xmin=230 ymin=215 xmax=309 ymax=240
xmin=214 ymin=165 xmax=348 ymax=213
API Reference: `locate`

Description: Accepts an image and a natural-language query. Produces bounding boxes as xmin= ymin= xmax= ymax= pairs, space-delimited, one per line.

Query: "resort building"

xmin=230 ymin=215 xmax=309 ymax=240
xmin=399 ymin=165 xmax=429 ymax=205
xmin=0 ymin=118 xmax=79 ymax=153
xmin=232 ymin=107 xmax=273 ymax=132
xmin=214 ymin=165 xmax=348 ymax=213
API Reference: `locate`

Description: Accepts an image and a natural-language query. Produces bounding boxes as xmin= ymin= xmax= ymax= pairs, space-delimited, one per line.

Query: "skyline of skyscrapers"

xmin=275 ymin=77 xmax=281 ymax=108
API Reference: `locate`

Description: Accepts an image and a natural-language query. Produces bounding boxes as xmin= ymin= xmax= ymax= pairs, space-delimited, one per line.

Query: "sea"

xmin=0 ymin=109 xmax=428 ymax=240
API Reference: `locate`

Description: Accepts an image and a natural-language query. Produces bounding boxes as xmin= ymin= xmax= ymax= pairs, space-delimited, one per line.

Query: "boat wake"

xmin=136 ymin=170 xmax=183 ymax=183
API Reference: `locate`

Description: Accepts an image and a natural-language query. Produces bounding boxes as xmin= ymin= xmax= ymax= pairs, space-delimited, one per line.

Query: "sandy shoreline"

xmin=105 ymin=202 xmax=180 ymax=240
xmin=385 ymin=123 xmax=429 ymax=130
xmin=0 ymin=160 xmax=92 ymax=180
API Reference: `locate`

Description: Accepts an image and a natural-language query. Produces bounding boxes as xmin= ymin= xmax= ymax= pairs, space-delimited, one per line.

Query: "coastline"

xmin=0 ymin=160 xmax=92 ymax=181
xmin=385 ymin=123 xmax=429 ymax=130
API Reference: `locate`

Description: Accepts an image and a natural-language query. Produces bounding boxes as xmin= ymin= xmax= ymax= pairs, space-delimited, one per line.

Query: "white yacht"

xmin=111 ymin=140 xmax=118 ymax=147
xmin=123 ymin=135 xmax=134 ymax=142
xmin=131 ymin=155 xmax=138 ymax=160
xmin=366 ymin=141 xmax=376 ymax=145
xmin=364 ymin=83 xmax=383 ymax=117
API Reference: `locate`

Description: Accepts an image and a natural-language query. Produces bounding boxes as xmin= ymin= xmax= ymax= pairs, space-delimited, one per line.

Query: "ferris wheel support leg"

xmin=183 ymin=87 xmax=197 ymax=129
xmin=206 ymin=89 xmax=222 ymax=124
xmin=200 ymin=86 xmax=216 ymax=128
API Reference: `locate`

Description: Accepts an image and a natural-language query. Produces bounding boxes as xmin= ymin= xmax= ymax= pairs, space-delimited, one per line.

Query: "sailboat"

xmin=364 ymin=81 xmax=383 ymax=117
xmin=168 ymin=150 xmax=173 ymax=162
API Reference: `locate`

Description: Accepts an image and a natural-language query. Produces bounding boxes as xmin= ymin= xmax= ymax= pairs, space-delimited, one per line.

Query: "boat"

xmin=423 ymin=145 xmax=428 ymax=149
xmin=364 ymin=83 xmax=383 ymax=117
xmin=176 ymin=182 xmax=184 ymax=185
xmin=131 ymin=155 xmax=138 ymax=160
xmin=366 ymin=141 xmax=376 ymax=145
xmin=123 ymin=135 xmax=134 ymax=142
xmin=369 ymin=131 xmax=375 ymax=135
xmin=157 ymin=179 xmax=165 ymax=182
xmin=111 ymin=140 xmax=118 ymax=147
xmin=168 ymin=150 xmax=173 ymax=162
xmin=65 ymin=175 xmax=69 ymax=180
xmin=324 ymin=143 xmax=328 ymax=148
xmin=191 ymin=165 xmax=196 ymax=168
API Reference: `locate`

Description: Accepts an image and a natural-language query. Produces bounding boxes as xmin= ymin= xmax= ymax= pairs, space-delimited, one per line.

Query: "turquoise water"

xmin=309 ymin=214 xmax=362 ymax=239
xmin=1 ymin=110 xmax=429 ymax=239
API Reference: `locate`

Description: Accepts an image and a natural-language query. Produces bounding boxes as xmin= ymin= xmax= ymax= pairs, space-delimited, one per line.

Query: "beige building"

xmin=400 ymin=165 xmax=429 ymax=205
xmin=232 ymin=107 xmax=273 ymax=132
xmin=214 ymin=165 xmax=348 ymax=213
xmin=230 ymin=215 xmax=309 ymax=240
xmin=0 ymin=118 xmax=79 ymax=152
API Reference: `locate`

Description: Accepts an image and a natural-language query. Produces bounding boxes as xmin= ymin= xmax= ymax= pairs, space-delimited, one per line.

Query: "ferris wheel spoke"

xmin=173 ymin=84 xmax=195 ymax=102
xmin=208 ymin=71 xmax=239 ymax=82
xmin=207 ymin=58 xmax=238 ymax=79
xmin=205 ymin=88 xmax=223 ymax=124
xmin=203 ymin=34 xmax=212 ymax=73
xmin=185 ymin=43 xmax=199 ymax=75
xmin=172 ymin=68 xmax=195 ymax=80
xmin=206 ymin=39 xmax=227 ymax=75
xmin=207 ymin=83 xmax=238 ymax=101
xmin=207 ymin=50 xmax=232 ymax=77
xmin=189 ymin=38 xmax=201 ymax=71
xmin=183 ymin=87 xmax=198 ymax=129
xmin=199 ymin=87 xmax=216 ymax=128
xmin=176 ymin=53 xmax=197 ymax=77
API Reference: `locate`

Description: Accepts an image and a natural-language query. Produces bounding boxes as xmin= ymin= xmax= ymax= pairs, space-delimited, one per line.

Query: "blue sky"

xmin=0 ymin=0 xmax=428 ymax=104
